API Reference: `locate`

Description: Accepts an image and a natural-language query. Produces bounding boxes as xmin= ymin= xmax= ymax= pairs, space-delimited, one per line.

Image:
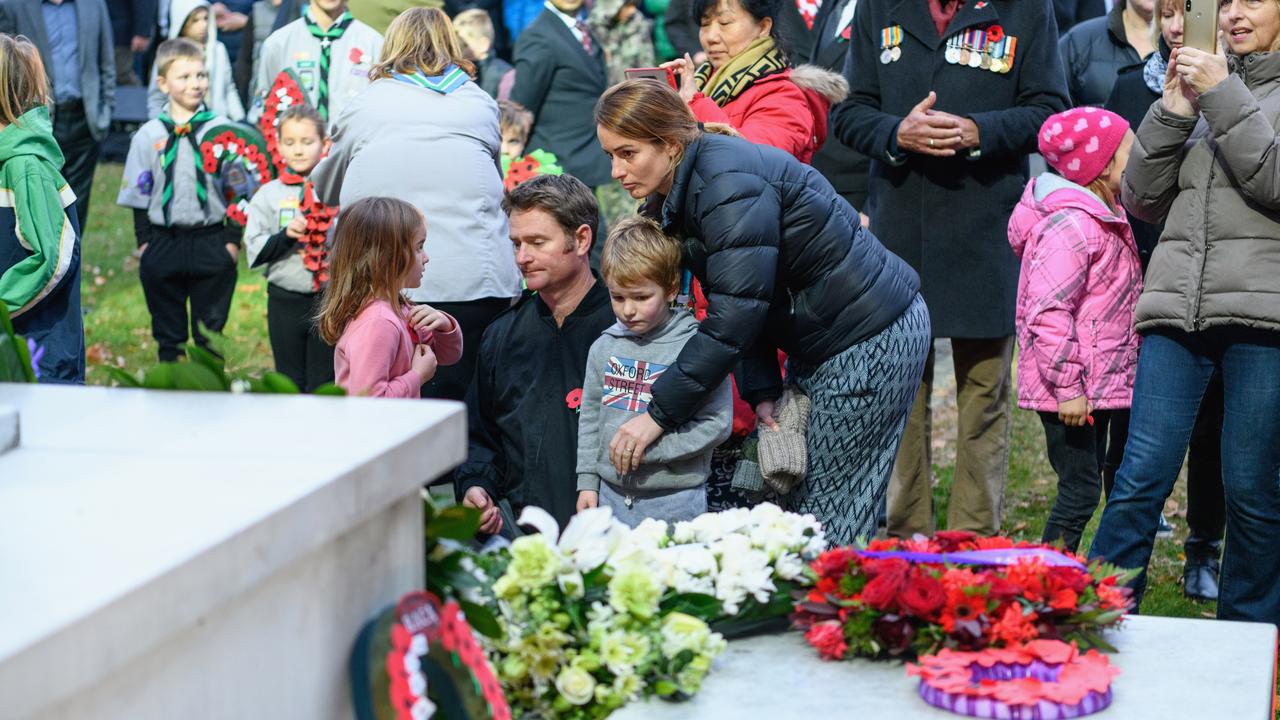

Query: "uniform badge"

xmin=879 ymin=25 xmax=904 ymax=64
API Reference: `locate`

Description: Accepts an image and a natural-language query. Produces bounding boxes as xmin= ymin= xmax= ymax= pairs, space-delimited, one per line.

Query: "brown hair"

xmin=594 ymin=79 xmax=701 ymax=160
xmin=155 ymin=37 xmax=205 ymax=77
xmin=179 ymin=5 xmax=210 ymax=41
xmin=498 ymin=100 xmax=533 ymax=144
xmin=601 ymin=216 xmax=682 ymax=294
xmin=0 ymin=34 xmax=49 ymax=127
xmin=278 ymin=103 xmax=327 ymax=139
xmin=316 ymin=197 xmax=425 ymax=344
xmin=369 ymin=7 xmax=476 ymax=81
xmin=502 ymin=174 xmax=599 ymax=251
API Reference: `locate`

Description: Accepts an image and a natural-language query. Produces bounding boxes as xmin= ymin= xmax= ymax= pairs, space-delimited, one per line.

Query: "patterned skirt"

xmin=783 ymin=294 xmax=931 ymax=545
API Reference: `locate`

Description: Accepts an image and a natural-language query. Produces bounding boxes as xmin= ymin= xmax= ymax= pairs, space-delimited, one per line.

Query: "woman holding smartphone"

xmin=1088 ymin=0 xmax=1280 ymax=627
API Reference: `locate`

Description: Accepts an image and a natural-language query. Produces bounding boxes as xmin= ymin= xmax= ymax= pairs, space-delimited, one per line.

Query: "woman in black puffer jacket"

xmin=594 ymin=79 xmax=929 ymax=543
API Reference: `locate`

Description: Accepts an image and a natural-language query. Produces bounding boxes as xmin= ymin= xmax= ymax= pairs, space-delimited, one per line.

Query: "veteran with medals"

xmin=831 ymin=0 xmax=1068 ymax=538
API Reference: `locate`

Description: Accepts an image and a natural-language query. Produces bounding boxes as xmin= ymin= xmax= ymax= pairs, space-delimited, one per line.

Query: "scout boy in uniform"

xmin=253 ymin=0 xmax=384 ymax=126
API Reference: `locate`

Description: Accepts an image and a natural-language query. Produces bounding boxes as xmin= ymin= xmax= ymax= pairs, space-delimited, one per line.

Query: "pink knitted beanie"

xmin=1038 ymin=107 xmax=1129 ymax=186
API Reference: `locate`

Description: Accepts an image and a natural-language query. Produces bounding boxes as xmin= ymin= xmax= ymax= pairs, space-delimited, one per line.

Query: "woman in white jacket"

xmin=312 ymin=7 xmax=520 ymax=402
xmin=146 ymin=0 xmax=246 ymax=120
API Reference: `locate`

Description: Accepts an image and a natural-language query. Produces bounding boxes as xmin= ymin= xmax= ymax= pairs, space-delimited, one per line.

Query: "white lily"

xmin=516 ymin=505 xmax=630 ymax=573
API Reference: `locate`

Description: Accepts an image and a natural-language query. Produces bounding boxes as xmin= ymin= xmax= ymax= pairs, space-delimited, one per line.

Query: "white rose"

xmin=408 ymin=670 xmax=427 ymax=696
xmin=555 ymin=665 xmax=597 ymax=706
xmin=409 ymin=633 xmax=428 ymax=656
xmin=776 ymin=552 xmax=805 ymax=581
xmin=410 ymin=697 xmax=437 ymax=720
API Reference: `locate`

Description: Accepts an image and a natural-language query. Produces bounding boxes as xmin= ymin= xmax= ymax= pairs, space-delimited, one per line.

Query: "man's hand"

xmin=130 ymin=35 xmax=150 ymax=53
xmin=463 ymin=487 xmax=503 ymax=535
xmin=576 ymin=490 xmax=599 ymax=512
xmin=896 ymin=92 xmax=964 ymax=157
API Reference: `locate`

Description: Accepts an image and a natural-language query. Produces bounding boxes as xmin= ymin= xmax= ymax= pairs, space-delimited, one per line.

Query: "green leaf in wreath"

xmin=457 ymin=598 xmax=502 ymax=639
xmin=142 ymin=363 xmax=177 ymax=389
xmin=169 ymin=361 xmax=228 ymax=391
xmin=311 ymin=383 xmax=346 ymax=396
xmin=105 ymin=366 xmax=142 ymax=387
xmin=660 ymin=592 xmax=722 ymax=619
xmin=185 ymin=343 xmax=228 ymax=384
xmin=261 ymin=371 xmax=301 ymax=394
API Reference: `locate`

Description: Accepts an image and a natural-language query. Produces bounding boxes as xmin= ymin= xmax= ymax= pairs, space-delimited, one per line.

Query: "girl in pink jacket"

xmin=316 ymin=197 xmax=462 ymax=398
xmin=1008 ymin=108 xmax=1140 ymax=553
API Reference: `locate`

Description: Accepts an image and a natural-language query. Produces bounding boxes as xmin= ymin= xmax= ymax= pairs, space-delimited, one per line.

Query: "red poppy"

xmin=565 ymin=387 xmax=583 ymax=410
xmin=839 ymin=24 xmax=852 ymax=41
xmin=350 ymin=47 xmax=364 ymax=64
xmin=987 ymin=24 xmax=1004 ymax=42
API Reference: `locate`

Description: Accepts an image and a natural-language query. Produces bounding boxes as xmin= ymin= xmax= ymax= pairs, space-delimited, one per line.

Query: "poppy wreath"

xmin=199 ymin=125 xmax=274 ymax=227
xmin=793 ymin=532 xmax=1135 ymax=661
xmin=501 ymin=149 xmax=564 ymax=191
xmin=298 ymin=181 xmax=337 ymax=290
xmin=906 ymin=639 xmax=1119 ymax=718
xmin=260 ymin=69 xmax=309 ymax=175
xmin=368 ymin=591 xmax=511 ymax=720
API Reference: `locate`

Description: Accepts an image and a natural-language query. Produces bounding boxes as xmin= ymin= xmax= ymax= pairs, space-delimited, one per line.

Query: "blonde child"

xmin=244 ymin=103 xmax=335 ymax=391
xmin=453 ymin=8 xmax=513 ymax=100
xmin=317 ymin=196 xmax=462 ymax=398
xmin=0 ymin=34 xmax=83 ymax=382
xmin=575 ymin=216 xmax=731 ymax=527
xmin=1008 ymin=107 xmax=1141 ymax=553
xmin=119 ymin=39 xmax=237 ymax=362
xmin=147 ymin=0 xmax=245 ymax=120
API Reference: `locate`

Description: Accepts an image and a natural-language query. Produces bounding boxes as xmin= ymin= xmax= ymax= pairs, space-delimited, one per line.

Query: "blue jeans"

xmin=1088 ymin=330 xmax=1280 ymax=626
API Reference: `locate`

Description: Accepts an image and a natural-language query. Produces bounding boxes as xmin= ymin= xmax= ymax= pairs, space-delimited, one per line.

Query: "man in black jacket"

xmin=455 ymin=175 xmax=616 ymax=534
xmin=105 ymin=0 xmax=156 ymax=85
xmin=832 ymin=0 xmax=1068 ymax=538
xmin=0 ymin=0 xmax=114 ymax=229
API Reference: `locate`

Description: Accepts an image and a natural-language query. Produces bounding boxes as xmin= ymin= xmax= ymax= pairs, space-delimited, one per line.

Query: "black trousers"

xmin=267 ymin=283 xmax=334 ymax=392
xmin=138 ymin=224 xmax=237 ymax=361
xmin=52 ymin=100 xmax=99 ymax=230
xmin=1039 ymin=409 xmax=1121 ymax=554
xmin=416 ymin=297 xmax=512 ymax=401
xmin=1103 ymin=374 xmax=1227 ymax=547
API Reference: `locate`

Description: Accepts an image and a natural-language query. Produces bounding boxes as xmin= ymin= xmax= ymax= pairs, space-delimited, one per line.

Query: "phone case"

xmin=1183 ymin=0 xmax=1218 ymax=53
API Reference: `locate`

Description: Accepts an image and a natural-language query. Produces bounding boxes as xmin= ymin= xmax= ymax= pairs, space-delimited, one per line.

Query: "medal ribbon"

xmin=158 ymin=109 xmax=217 ymax=226
xmin=303 ymin=10 xmax=354 ymax=121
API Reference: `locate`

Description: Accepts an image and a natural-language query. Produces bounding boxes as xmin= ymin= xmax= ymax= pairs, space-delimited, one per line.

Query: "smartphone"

xmin=1183 ymin=0 xmax=1218 ymax=53
xmin=624 ymin=66 xmax=678 ymax=90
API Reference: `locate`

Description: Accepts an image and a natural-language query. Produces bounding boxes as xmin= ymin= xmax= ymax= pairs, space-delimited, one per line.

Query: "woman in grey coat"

xmin=313 ymin=7 xmax=519 ymax=401
xmin=1088 ymin=0 xmax=1280 ymax=628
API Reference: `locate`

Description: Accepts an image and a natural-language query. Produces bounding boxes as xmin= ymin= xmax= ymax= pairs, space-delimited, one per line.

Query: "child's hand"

xmin=755 ymin=400 xmax=781 ymax=431
xmin=409 ymin=304 xmax=454 ymax=335
xmin=285 ymin=216 xmax=307 ymax=239
xmin=411 ymin=343 xmax=438 ymax=382
xmin=463 ymin=487 xmax=503 ymax=535
xmin=225 ymin=243 xmax=239 ymax=262
xmin=1058 ymin=396 xmax=1092 ymax=427
xmin=576 ymin=490 xmax=599 ymax=512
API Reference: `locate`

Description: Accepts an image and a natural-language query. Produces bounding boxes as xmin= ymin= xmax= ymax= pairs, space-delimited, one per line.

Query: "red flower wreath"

xmin=260 ymin=70 xmax=308 ymax=175
xmin=199 ymin=130 xmax=274 ymax=226
xmin=299 ymin=181 xmax=338 ymax=290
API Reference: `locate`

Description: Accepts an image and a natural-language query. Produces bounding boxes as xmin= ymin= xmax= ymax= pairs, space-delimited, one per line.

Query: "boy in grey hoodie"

xmin=575 ymin=217 xmax=732 ymax=527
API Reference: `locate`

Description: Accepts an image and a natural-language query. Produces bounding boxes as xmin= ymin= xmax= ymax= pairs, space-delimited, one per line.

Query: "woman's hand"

xmin=755 ymin=400 xmax=780 ymax=431
xmin=1057 ymin=395 xmax=1092 ymax=427
xmin=1173 ymin=46 xmax=1229 ymax=97
xmin=660 ymin=54 xmax=699 ymax=104
xmin=608 ymin=412 xmax=665 ymax=474
xmin=1162 ymin=51 xmax=1197 ymax=116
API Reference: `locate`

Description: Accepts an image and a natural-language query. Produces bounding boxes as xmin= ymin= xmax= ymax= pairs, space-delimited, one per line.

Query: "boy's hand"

xmin=285 ymin=216 xmax=307 ymax=239
xmin=463 ymin=487 xmax=503 ymax=535
xmin=576 ymin=490 xmax=599 ymax=512
xmin=1058 ymin=395 xmax=1092 ymax=427
xmin=138 ymin=242 xmax=149 ymax=257
xmin=409 ymin=304 xmax=454 ymax=334
xmin=410 ymin=343 xmax=438 ymax=382
xmin=225 ymin=243 xmax=239 ymax=262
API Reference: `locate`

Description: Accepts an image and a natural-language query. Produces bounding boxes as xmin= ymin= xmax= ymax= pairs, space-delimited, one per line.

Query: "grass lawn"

xmin=81 ymin=161 xmax=1210 ymax=619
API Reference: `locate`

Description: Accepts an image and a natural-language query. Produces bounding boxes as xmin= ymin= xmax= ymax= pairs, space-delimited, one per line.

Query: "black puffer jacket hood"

xmin=1059 ymin=0 xmax=1146 ymax=107
xmin=643 ymin=133 xmax=920 ymax=428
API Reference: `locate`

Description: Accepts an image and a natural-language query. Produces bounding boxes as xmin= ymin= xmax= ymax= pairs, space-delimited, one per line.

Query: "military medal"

xmin=879 ymin=25 xmax=904 ymax=64
xmin=944 ymin=35 xmax=963 ymax=64
xmin=957 ymin=32 xmax=971 ymax=66
xmin=1000 ymin=35 xmax=1017 ymax=73
xmin=967 ymin=30 xmax=985 ymax=67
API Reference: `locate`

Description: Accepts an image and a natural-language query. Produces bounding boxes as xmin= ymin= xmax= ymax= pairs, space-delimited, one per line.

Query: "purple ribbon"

xmin=857 ymin=548 xmax=1086 ymax=570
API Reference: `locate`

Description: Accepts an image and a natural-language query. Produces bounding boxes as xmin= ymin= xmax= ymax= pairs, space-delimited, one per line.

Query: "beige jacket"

xmin=1123 ymin=52 xmax=1280 ymax=333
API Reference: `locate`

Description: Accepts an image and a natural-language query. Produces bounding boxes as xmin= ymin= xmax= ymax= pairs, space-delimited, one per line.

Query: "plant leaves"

xmin=311 ymin=383 xmax=346 ymax=396
xmin=261 ymin=371 xmax=301 ymax=394
xmin=185 ymin=343 xmax=228 ymax=385
xmin=426 ymin=505 xmax=483 ymax=541
xmin=660 ymin=593 xmax=722 ymax=619
xmin=105 ymin=366 xmax=142 ymax=388
xmin=457 ymin=599 xmax=502 ymax=639
xmin=141 ymin=362 xmax=177 ymax=389
xmin=168 ymin=361 xmax=227 ymax=391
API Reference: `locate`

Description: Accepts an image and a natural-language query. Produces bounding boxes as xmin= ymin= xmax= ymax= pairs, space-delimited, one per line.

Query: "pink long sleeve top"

xmin=334 ymin=299 xmax=463 ymax=398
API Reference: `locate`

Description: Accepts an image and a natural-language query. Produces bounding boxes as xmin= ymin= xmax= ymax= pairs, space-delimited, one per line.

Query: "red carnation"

xmin=804 ymin=621 xmax=848 ymax=660
xmin=899 ymin=572 xmax=947 ymax=618
xmin=934 ymin=530 xmax=978 ymax=551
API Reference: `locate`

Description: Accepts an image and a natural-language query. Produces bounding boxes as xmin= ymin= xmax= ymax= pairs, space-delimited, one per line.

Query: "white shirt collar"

xmin=544 ymin=0 xmax=586 ymax=40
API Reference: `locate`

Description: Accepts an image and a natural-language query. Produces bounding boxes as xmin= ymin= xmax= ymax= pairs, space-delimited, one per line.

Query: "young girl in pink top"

xmin=317 ymin=197 xmax=462 ymax=398
xmin=1007 ymin=108 xmax=1140 ymax=553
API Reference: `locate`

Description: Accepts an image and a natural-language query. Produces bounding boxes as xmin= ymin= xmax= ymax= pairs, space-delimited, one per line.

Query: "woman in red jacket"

xmin=662 ymin=0 xmax=846 ymax=163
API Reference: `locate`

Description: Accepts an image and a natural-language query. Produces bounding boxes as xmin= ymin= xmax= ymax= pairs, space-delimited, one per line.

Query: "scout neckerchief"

xmin=391 ymin=65 xmax=470 ymax=94
xmin=693 ymin=37 xmax=789 ymax=107
xmin=158 ymin=109 xmax=216 ymax=226
xmin=303 ymin=10 xmax=355 ymax=121
xmin=278 ymin=170 xmax=336 ymax=289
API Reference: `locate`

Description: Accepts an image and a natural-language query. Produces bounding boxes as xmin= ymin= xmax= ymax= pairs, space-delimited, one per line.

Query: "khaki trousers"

xmin=886 ymin=336 xmax=1014 ymax=537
